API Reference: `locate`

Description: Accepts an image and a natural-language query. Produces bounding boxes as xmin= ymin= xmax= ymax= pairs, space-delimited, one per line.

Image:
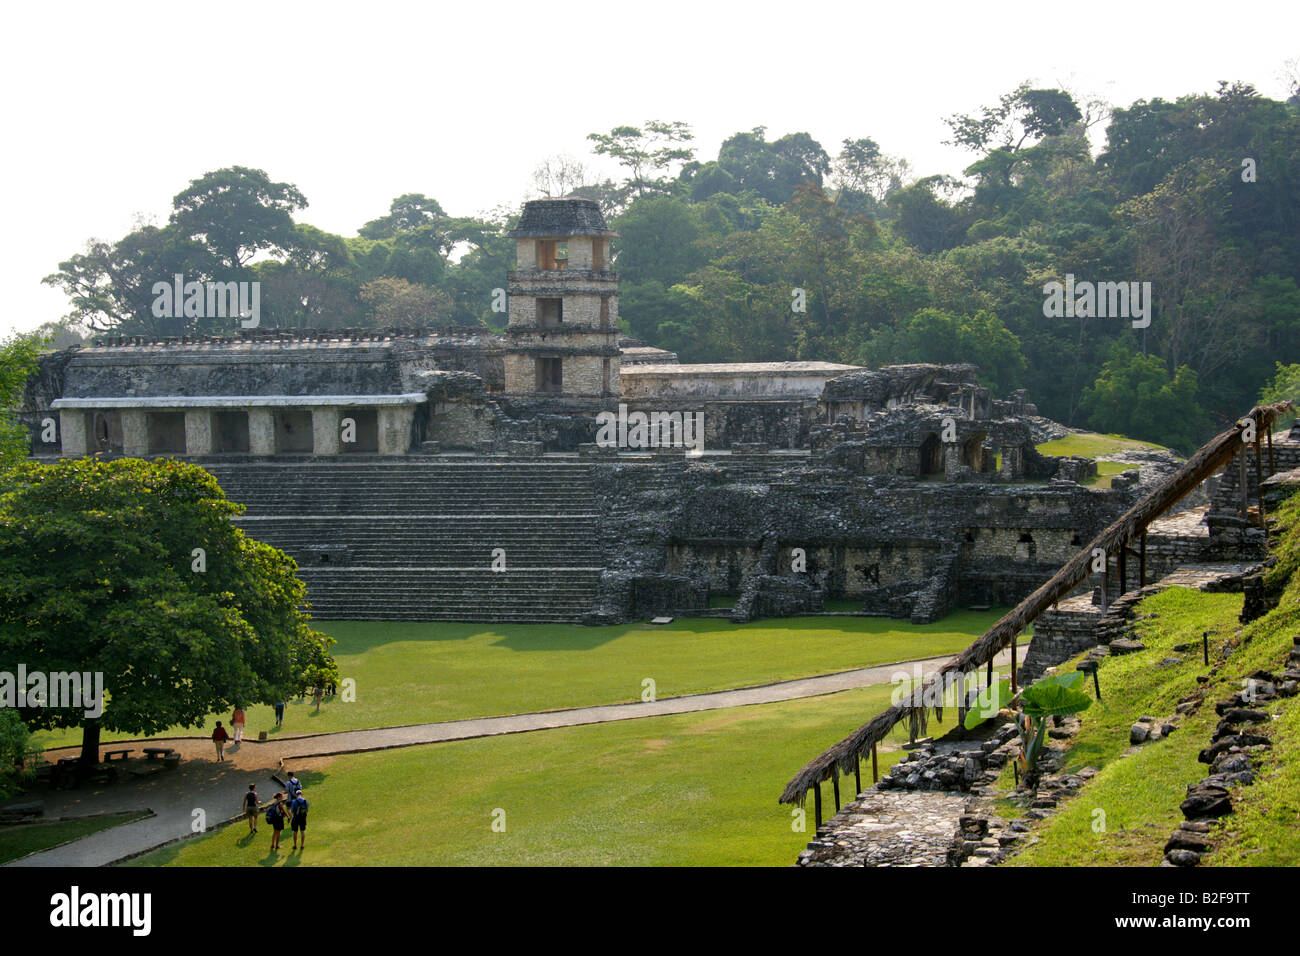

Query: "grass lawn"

xmin=34 ymin=610 xmax=1009 ymax=751
xmin=1036 ymin=432 xmax=1166 ymax=460
xmin=1005 ymin=584 xmax=1291 ymax=867
xmin=0 ymin=812 xmax=150 ymax=865
xmin=127 ymin=679 xmax=974 ymax=867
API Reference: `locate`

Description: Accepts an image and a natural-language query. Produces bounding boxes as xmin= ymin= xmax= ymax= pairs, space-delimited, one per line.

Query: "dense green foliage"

xmin=0 ymin=458 xmax=336 ymax=760
xmin=41 ymin=83 xmax=1300 ymax=449
xmin=0 ymin=334 xmax=44 ymax=470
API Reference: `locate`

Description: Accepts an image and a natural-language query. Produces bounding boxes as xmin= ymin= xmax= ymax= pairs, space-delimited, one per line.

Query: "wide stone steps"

xmin=197 ymin=457 xmax=605 ymax=622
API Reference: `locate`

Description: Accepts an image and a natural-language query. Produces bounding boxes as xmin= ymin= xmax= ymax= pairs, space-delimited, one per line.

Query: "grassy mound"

xmin=1009 ymin=491 xmax=1300 ymax=867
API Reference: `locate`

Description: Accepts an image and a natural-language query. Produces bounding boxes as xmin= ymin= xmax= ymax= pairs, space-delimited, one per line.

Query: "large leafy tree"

xmin=1079 ymin=342 xmax=1204 ymax=452
xmin=169 ymin=166 xmax=307 ymax=271
xmin=0 ymin=458 xmax=336 ymax=764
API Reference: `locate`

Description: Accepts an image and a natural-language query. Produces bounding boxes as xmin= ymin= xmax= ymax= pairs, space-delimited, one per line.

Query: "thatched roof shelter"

xmin=779 ymin=402 xmax=1293 ymax=806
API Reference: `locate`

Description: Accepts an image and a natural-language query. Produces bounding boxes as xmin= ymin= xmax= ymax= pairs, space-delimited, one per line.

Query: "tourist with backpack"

xmin=266 ymin=792 xmax=287 ymax=850
xmin=288 ymin=790 xmax=309 ymax=850
xmin=243 ymin=784 xmax=260 ymax=833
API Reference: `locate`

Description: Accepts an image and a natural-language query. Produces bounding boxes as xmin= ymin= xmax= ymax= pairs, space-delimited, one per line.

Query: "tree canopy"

xmin=0 ymin=457 xmax=337 ymax=762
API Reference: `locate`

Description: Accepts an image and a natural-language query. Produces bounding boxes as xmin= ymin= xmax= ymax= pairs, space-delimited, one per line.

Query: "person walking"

xmin=267 ymin=792 xmax=287 ymax=851
xmin=212 ymin=722 xmax=230 ymax=761
xmin=273 ymin=700 xmax=285 ymax=727
xmin=231 ymin=706 xmax=246 ymax=743
xmin=288 ymin=789 xmax=309 ymax=850
xmin=243 ymin=784 xmax=260 ymax=833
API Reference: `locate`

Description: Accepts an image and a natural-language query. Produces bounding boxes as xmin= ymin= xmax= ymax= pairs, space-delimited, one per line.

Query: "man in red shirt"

xmin=212 ymin=722 xmax=230 ymax=761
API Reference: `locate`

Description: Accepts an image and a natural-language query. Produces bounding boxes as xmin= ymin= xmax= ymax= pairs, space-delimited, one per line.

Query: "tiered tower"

xmin=503 ymin=198 xmax=620 ymax=397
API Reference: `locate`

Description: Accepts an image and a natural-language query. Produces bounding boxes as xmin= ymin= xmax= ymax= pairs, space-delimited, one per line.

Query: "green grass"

xmin=127 ymin=680 xmax=964 ymax=867
xmin=1083 ymin=460 xmax=1136 ymax=490
xmin=33 ymin=610 xmax=1009 ymax=751
xmin=1036 ymin=432 xmax=1167 ymax=460
xmin=1010 ymin=491 xmax=1300 ymax=866
xmin=0 ymin=812 xmax=149 ymax=865
xmin=1006 ymin=587 xmax=1243 ymax=866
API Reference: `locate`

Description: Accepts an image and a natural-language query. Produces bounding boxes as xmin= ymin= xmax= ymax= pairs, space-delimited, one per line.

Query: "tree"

xmin=587 ymin=120 xmax=695 ymax=207
xmin=946 ymin=83 xmax=1083 ymax=157
xmin=717 ymin=128 xmax=831 ymax=205
xmin=42 ymin=225 xmax=217 ymax=335
xmin=1079 ymin=342 xmax=1204 ymax=452
xmin=169 ymin=167 xmax=307 ymax=270
xmin=0 ymin=333 xmax=45 ymax=470
xmin=528 ymin=155 xmax=599 ymax=199
xmin=360 ymin=277 xmax=453 ymax=325
xmin=0 ymin=458 xmax=336 ymax=764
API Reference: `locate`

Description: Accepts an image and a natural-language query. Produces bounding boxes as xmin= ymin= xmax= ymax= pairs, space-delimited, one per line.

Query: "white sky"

xmin=3 ymin=0 xmax=1297 ymax=338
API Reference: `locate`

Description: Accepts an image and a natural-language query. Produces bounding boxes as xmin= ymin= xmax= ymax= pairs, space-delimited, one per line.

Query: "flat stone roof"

xmin=621 ymin=362 xmax=861 ymax=376
xmin=51 ymin=394 xmax=428 ymax=409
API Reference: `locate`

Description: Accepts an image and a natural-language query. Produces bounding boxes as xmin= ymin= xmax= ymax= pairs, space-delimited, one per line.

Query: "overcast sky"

xmin=3 ymin=0 xmax=1297 ymax=339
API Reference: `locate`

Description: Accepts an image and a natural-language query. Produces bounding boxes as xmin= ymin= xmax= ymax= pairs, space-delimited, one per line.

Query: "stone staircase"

xmin=199 ymin=457 xmax=603 ymax=622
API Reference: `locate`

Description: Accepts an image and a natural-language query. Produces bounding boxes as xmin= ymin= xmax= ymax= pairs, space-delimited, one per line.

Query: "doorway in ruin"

xmin=146 ymin=412 xmax=186 ymax=455
xmin=213 ymin=411 xmax=250 ymax=453
xmin=962 ymin=431 xmax=989 ymax=471
xmin=340 ymin=408 xmax=379 ymax=453
xmin=91 ymin=411 xmax=123 ymax=455
xmin=919 ymin=433 xmax=943 ymax=476
xmin=274 ymin=409 xmax=314 ymax=454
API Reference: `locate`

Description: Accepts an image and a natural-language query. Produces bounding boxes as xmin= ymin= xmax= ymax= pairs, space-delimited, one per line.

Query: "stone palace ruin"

xmin=21 ymin=198 xmax=1206 ymax=630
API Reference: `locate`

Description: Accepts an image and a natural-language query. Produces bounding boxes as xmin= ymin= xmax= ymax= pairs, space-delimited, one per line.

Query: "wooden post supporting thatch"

xmin=871 ymin=742 xmax=878 ymax=783
xmin=777 ymin=402 xmax=1293 ymax=809
xmin=1139 ymin=531 xmax=1147 ymax=586
xmin=1255 ymin=439 xmax=1266 ymax=522
xmin=1118 ymin=542 xmax=1127 ymax=594
xmin=814 ymin=782 xmax=822 ymax=828
xmin=1239 ymin=449 xmax=1249 ymax=517
xmin=832 ymin=773 xmax=840 ymax=812
xmin=987 ymin=657 xmax=993 ymax=687
xmin=854 ymin=759 xmax=860 ymax=795
xmin=1268 ymin=425 xmax=1275 ymax=476
xmin=1011 ymin=635 xmax=1018 ymax=692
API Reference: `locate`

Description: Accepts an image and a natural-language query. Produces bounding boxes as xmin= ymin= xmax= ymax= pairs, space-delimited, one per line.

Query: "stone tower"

xmin=504 ymin=198 xmax=620 ymax=398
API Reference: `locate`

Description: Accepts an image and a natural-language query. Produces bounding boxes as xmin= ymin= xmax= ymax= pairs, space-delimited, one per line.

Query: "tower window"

xmin=537 ymin=357 xmax=563 ymax=393
xmin=537 ymin=240 xmax=568 ymax=271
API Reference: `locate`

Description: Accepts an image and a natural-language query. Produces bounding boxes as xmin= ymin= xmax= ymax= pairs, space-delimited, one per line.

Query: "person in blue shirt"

xmin=288 ymin=790 xmax=309 ymax=850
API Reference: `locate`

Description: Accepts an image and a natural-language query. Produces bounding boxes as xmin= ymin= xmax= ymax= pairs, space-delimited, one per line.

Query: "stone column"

xmin=943 ymin=442 xmax=962 ymax=480
xmin=248 ymin=409 xmax=275 ymax=456
xmin=378 ymin=405 xmax=416 ymax=455
xmin=121 ymin=409 xmax=148 ymax=458
xmin=184 ymin=409 xmax=213 ymax=456
xmin=312 ymin=407 xmax=342 ymax=456
xmin=59 ymin=410 xmax=87 ymax=458
xmin=1001 ymin=444 xmax=1023 ymax=480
